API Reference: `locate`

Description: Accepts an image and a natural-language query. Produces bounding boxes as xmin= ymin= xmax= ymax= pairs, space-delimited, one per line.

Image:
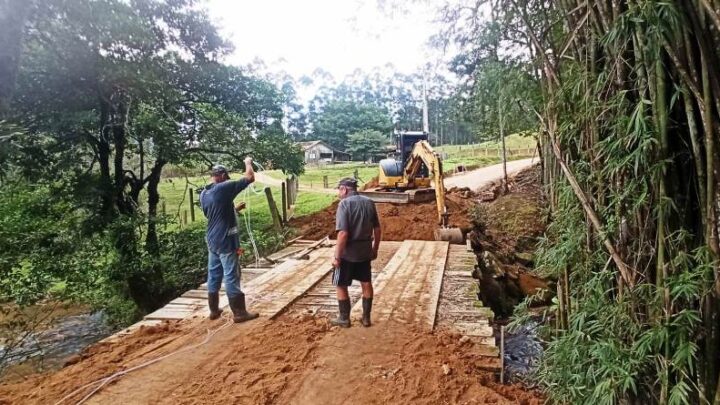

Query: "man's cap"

xmin=211 ymin=164 xmax=229 ymax=176
xmin=337 ymin=177 xmax=358 ymax=189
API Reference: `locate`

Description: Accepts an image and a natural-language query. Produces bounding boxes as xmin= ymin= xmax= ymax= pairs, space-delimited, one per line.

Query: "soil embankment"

xmin=468 ymin=165 xmax=550 ymax=318
xmin=292 ymin=191 xmax=476 ymax=241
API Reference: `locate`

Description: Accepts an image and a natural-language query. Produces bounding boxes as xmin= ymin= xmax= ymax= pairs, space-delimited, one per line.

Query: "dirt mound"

xmin=0 ymin=315 xmax=542 ymax=404
xmin=361 ymin=176 xmax=379 ymax=190
xmin=283 ymin=320 xmax=543 ymax=404
xmin=291 ymin=192 xmax=475 ymax=241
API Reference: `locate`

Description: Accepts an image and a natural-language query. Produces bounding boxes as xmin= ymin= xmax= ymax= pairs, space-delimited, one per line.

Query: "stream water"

xmin=0 ymin=311 xmax=111 ymax=374
xmin=503 ymin=319 xmax=543 ymax=382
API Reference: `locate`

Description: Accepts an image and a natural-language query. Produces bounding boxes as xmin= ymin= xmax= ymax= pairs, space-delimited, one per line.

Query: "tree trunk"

xmin=98 ymin=100 xmax=114 ymax=221
xmin=145 ymin=159 xmax=167 ymax=256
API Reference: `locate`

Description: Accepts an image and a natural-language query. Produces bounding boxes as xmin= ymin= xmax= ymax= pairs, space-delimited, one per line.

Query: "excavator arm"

xmin=403 ymin=141 xmax=448 ymax=226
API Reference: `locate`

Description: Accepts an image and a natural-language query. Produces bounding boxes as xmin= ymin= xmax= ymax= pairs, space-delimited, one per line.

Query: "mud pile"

xmin=291 ymin=191 xmax=476 ymax=241
xmin=0 ymin=315 xmax=543 ymax=404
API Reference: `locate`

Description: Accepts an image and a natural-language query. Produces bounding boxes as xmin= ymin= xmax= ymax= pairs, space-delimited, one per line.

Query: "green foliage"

xmin=1 ymin=0 xmax=305 ymax=316
xmin=346 ymin=129 xmax=389 ymax=161
xmin=309 ymin=99 xmax=392 ymax=150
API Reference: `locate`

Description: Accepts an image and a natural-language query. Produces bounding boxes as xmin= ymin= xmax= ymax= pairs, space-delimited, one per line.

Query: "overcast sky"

xmin=205 ymin=0 xmax=440 ymax=82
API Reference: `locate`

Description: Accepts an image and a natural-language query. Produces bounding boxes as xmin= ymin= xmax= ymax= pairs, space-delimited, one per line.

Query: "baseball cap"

xmin=211 ymin=164 xmax=229 ymax=176
xmin=337 ymin=177 xmax=358 ymax=189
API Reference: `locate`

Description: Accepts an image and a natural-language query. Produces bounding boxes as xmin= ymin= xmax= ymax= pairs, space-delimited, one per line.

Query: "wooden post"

xmin=264 ymin=187 xmax=282 ymax=231
xmin=281 ymin=182 xmax=287 ymax=223
xmin=323 ymin=175 xmax=328 ymax=188
xmin=162 ymin=200 xmax=166 ymax=215
xmin=183 ymin=210 xmax=188 ymax=226
xmin=285 ymin=178 xmax=291 ymax=209
xmin=294 ymin=176 xmax=299 ymax=203
xmin=188 ymin=189 xmax=195 ymax=222
xmin=500 ymin=325 xmax=505 ymax=384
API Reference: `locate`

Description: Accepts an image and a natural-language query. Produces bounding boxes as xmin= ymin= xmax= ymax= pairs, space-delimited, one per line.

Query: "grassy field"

xmin=264 ymin=163 xmax=379 ymax=189
xmin=435 ymin=133 xmax=536 ymax=154
xmin=150 ymin=175 xmax=335 ymax=230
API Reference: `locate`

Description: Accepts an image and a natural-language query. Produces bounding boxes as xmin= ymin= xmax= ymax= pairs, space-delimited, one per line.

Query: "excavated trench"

xmin=466 ymin=166 xmax=550 ymax=381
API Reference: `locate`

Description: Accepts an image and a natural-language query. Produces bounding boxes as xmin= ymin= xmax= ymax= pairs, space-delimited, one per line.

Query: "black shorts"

xmin=332 ymin=260 xmax=371 ymax=287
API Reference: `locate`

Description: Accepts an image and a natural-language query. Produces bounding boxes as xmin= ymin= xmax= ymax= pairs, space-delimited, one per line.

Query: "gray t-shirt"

xmin=200 ymin=178 xmax=251 ymax=253
xmin=335 ymin=192 xmax=380 ymax=262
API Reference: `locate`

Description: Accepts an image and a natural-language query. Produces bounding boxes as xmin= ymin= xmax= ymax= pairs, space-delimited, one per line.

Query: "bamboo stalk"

xmin=549 ymin=136 xmax=635 ymax=287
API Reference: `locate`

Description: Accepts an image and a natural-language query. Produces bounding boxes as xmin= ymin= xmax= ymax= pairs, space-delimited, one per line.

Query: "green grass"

xmin=148 ymin=175 xmax=336 ymax=231
xmin=265 ymin=162 xmax=379 ymax=189
xmin=435 ymin=132 xmax=537 ymax=154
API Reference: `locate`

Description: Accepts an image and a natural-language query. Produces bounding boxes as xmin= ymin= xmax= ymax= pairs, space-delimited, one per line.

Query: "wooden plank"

xmin=426 ymin=242 xmax=449 ymax=330
xmin=182 ymin=290 xmax=212 ymax=299
xmin=291 ymin=237 xmax=329 ymax=259
xmin=243 ymin=248 xmax=335 ymax=318
xmin=266 ymin=246 xmax=307 ymax=262
xmin=445 ymin=271 xmax=473 ymax=278
xmin=145 ymin=307 xmax=196 ymax=321
xmin=350 ymin=241 xmax=449 ymax=330
xmin=168 ymin=297 xmax=206 ymax=306
xmin=452 ymin=322 xmax=494 ymax=337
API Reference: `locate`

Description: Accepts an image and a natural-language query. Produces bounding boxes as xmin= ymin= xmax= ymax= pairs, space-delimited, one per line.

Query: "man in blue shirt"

xmin=200 ymin=158 xmax=259 ymax=323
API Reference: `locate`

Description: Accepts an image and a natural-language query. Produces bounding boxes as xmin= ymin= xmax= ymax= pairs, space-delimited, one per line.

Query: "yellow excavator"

xmin=359 ymin=130 xmax=464 ymax=244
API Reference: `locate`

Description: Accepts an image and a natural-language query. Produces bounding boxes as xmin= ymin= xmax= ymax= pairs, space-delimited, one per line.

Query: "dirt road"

xmin=0 ymin=315 xmax=541 ymax=404
xmin=257 ymin=157 xmax=536 ymax=195
xmin=444 ymin=158 xmax=537 ymax=191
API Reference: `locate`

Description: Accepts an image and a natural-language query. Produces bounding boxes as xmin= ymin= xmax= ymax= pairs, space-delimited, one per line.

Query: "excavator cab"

xmin=360 ymin=130 xmax=464 ymax=244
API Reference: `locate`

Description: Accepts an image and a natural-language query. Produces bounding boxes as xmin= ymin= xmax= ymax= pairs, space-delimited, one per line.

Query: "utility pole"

xmin=499 ymin=97 xmax=508 ymax=192
xmin=422 ymin=75 xmax=430 ymax=134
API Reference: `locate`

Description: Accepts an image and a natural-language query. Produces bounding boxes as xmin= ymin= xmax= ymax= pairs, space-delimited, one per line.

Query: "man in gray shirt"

xmin=331 ymin=177 xmax=382 ymax=327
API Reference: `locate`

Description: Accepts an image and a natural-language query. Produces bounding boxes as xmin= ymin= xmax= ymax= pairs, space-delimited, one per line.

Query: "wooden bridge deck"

xmin=103 ymin=239 xmax=498 ymax=363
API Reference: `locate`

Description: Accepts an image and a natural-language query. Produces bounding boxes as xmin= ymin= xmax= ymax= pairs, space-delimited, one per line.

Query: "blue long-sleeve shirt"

xmin=200 ymin=178 xmax=251 ymax=253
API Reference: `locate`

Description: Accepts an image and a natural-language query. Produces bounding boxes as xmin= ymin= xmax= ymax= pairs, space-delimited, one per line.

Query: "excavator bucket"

xmin=434 ymin=227 xmax=464 ymax=244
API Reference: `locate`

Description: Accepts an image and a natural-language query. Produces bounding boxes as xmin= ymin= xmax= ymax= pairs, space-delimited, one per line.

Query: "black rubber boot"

xmin=361 ymin=297 xmax=372 ymax=327
xmin=331 ymin=299 xmax=351 ymax=328
xmin=229 ymin=293 xmax=259 ymax=323
xmin=208 ymin=292 xmax=223 ymax=320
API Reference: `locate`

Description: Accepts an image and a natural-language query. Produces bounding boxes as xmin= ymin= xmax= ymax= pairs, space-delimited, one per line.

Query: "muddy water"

xmin=1 ymin=311 xmax=111 ymax=375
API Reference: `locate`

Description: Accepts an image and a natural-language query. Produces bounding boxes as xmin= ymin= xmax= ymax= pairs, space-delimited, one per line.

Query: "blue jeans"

xmin=207 ymin=249 xmax=242 ymax=297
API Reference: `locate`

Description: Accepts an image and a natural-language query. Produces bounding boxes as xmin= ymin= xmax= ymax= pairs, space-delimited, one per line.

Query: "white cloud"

xmin=205 ymin=0 xmax=438 ymax=80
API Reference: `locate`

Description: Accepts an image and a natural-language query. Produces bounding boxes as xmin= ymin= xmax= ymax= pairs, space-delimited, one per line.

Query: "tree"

xmin=308 ymin=99 xmax=392 ymax=150
xmin=5 ymin=0 xmax=300 ymax=313
xmin=436 ymin=0 xmax=720 ymax=403
xmin=346 ymin=129 xmax=389 ymax=162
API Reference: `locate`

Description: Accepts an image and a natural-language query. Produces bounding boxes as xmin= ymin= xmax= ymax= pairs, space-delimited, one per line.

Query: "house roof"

xmin=297 ymin=140 xmax=349 ymax=155
xmin=297 ymin=140 xmax=323 ymax=151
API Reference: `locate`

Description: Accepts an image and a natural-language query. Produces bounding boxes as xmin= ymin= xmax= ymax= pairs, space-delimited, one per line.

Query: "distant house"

xmin=298 ymin=140 xmax=351 ymax=165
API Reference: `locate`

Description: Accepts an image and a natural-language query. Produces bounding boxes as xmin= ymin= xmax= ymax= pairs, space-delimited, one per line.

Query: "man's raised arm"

xmin=243 ymin=157 xmax=255 ymax=183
